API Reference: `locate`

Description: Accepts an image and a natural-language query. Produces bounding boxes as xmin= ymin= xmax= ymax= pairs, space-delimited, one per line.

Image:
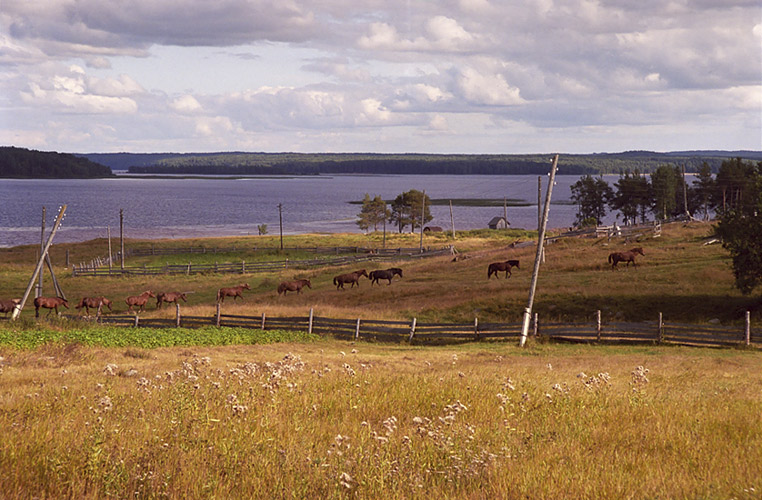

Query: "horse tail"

xmin=608 ymin=253 xmax=613 ymax=263
xmin=333 ymin=277 xmax=338 ymax=286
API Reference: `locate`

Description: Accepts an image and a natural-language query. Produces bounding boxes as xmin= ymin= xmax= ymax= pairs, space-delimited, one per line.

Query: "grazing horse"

xmin=34 ymin=296 xmax=69 ymax=318
xmin=369 ymin=267 xmax=403 ymax=285
xmin=156 ymin=291 xmax=187 ymax=309
xmin=277 ymin=279 xmax=311 ymax=295
xmin=0 ymin=298 xmax=20 ymax=318
xmin=217 ymin=283 xmax=251 ymax=303
xmin=125 ymin=290 xmax=155 ymax=313
xmin=608 ymin=247 xmax=645 ymax=269
xmin=333 ymin=269 xmax=368 ymax=290
xmin=76 ymin=296 xmax=113 ymax=315
xmin=488 ymin=260 xmax=520 ymax=279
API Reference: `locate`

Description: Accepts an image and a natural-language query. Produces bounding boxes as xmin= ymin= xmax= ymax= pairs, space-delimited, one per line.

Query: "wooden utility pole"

xmin=520 ymin=156 xmax=559 ymax=347
xmin=538 ymin=176 xmax=542 ymax=230
xmin=120 ymin=209 xmax=125 ymax=270
xmin=37 ymin=206 xmax=46 ymax=298
xmin=278 ymin=203 xmax=283 ymax=250
xmin=12 ymin=205 xmax=67 ymax=320
xmin=107 ymin=226 xmax=113 ymax=273
xmin=449 ymin=200 xmax=455 ymax=238
xmin=419 ymin=190 xmax=425 ymax=253
xmin=681 ymin=164 xmax=689 ymax=217
xmin=503 ymin=196 xmax=508 ymax=227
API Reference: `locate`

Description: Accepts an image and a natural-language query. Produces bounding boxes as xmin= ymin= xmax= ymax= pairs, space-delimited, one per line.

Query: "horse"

xmin=277 ymin=279 xmax=311 ymax=295
xmin=0 ymin=298 xmax=20 ymax=318
xmin=125 ymin=290 xmax=155 ymax=313
xmin=75 ymin=296 xmax=113 ymax=315
xmin=369 ymin=267 xmax=403 ymax=285
xmin=156 ymin=291 xmax=187 ymax=309
xmin=333 ymin=269 xmax=368 ymax=290
xmin=34 ymin=296 xmax=69 ymax=318
xmin=487 ymin=260 xmax=520 ymax=279
xmin=608 ymin=247 xmax=645 ymax=269
xmin=217 ymin=283 xmax=250 ymax=303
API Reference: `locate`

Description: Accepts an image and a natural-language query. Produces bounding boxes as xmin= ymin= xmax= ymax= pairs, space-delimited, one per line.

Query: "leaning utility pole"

xmin=12 ymin=205 xmax=67 ymax=320
xmin=419 ymin=190 xmax=426 ymax=253
xmin=520 ymin=155 xmax=559 ymax=347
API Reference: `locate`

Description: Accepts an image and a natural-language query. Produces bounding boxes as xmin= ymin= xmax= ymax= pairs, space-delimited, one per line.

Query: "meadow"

xmin=1 ymin=222 xmax=761 ymax=498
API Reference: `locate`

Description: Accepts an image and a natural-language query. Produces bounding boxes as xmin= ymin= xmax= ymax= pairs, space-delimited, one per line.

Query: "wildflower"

xmin=227 ymin=394 xmax=238 ymax=404
xmin=98 ymin=396 xmax=113 ymax=412
xmin=546 ymin=363 xmax=553 ymax=370
xmin=338 ymin=472 xmax=353 ymax=489
xmin=103 ymin=363 xmax=118 ymax=376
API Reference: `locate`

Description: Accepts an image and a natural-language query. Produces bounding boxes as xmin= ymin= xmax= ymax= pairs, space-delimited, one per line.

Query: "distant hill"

xmin=77 ymin=150 xmax=762 ymax=176
xmin=1 ymin=147 xmax=114 ymax=178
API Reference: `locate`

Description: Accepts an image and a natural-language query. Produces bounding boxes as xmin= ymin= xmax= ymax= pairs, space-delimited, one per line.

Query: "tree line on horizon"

xmin=0 ymin=147 xmax=114 ymax=178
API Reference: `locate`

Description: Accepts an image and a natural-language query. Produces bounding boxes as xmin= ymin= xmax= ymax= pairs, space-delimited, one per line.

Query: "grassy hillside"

xmin=0 ymin=222 xmax=756 ymax=326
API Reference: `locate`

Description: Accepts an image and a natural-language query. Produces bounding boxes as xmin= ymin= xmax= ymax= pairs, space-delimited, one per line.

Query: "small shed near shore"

xmin=423 ymin=226 xmax=443 ymax=232
xmin=488 ymin=216 xmax=510 ymax=230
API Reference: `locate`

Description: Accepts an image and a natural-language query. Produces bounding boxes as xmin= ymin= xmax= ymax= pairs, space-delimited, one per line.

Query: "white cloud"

xmin=457 ymin=67 xmax=524 ymax=106
xmin=170 ymin=95 xmax=203 ymax=113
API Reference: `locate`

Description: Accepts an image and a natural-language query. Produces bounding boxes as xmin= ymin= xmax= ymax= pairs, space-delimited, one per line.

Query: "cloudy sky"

xmin=1 ymin=0 xmax=760 ymax=154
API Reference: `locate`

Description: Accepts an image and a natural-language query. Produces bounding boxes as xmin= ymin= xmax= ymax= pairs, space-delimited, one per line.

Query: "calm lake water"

xmin=0 ymin=174 xmax=619 ymax=248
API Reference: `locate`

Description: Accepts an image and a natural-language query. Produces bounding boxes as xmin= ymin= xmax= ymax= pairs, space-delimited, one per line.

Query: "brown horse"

xmin=76 ymin=296 xmax=113 ymax=315
xmin=488 ymin=260 xmax=520 ymax=279
xmin=608 ymin=247 xmax=645 ymax=269
xmin=156 ymin=291 xmax=187 ymax=309
xmin=34 ymin=296 xmax=69 ymax=318
xmin=333 ymin=269 xmax=368 ymax=290
xmin=0 ymin=298 xmax=20 ymax=318
xmin=277 ymin=279 xmax=311 ymax=295
xmin=125 ymin=290 xmax=155 ymax=313
xmin=217 ymin=283 xmax=250 ymax=303
xmin=369 ymin=268 xmax=403 ymax=285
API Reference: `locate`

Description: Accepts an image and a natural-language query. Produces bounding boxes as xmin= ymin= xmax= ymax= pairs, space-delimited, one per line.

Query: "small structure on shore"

xmin=488 ymin=216 xmax=510 ymax=230
xmin=423 ymin=226 xmax=443 ymax=232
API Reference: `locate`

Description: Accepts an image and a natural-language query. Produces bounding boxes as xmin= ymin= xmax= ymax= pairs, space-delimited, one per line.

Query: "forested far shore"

xmin=84 ymin=150 xmax=762 ymax=176
xmin=0 ymin=147 xmax=114 ymax=178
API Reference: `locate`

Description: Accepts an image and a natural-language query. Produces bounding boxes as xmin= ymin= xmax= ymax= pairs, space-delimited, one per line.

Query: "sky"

xmin=1 ymin=0 xmax=761 ymax=155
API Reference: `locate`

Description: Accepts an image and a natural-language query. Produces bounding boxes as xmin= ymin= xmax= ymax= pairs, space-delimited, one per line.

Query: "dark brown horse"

xmin=488 ymin=260 xmax=520 ymax=279
xmin=125 ymin=290 xmax=155 ymax=313
xmin=156 ymin=291 xmax=187 ymax=309
xmin=277 ymin=279 xmax=311 ymax=295
xmin=608 ymin=247 xmax=645 ymax=269
xmin=0 ymin=298 xmax=20 ymax=318
xmin=76 ymin=296 xmax=113 ymax=315
xmin=34 ymin=296 xmax=69 ymax=318
xmin=217 ymin=283 xmax=250 ymax=303
xmin=369 ymin=267 xmax=403 ymax=285
xmin=333 ymin=269 xmax=368 ymax=290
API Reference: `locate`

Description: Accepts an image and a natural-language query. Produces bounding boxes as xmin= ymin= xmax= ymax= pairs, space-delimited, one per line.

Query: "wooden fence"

xmin=78 ymin=307 xmax=760 ymax=348
xmin=72 ymin=246 xmax=454 ymax=277
xmin=125 ymin=245 xmax=431 ymax=257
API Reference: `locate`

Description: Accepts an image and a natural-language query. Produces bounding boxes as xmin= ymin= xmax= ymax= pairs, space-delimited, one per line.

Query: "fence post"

xmin=745 ymin=311 xmax=751 ymax=346
xmin=474 ymin=317 xmax=479 ymax=339
xmin=308 ymin=308 xmax=313 ymax=334
xmin=134 ymin=313 xmax=139 ymax=327
xmin=261 ymin=312 xmax=266 ymax=330
xmin=187 ymin=262 xmax=191 ymax=275
xmin=658 ymin=312 xmax=664 ymax=343
xmin=96 ymin=302 xmax=103 ymax=323
xmin=596 ymin=310 xmax=602 ymax=342
xmin=176 ymin=303 xmax=181 ymax=328
xmin=65 ymin=249 xmax=69 ymax=268
xmin=242 ymin=260 xmax=246 ymax=273
xmin=533 ymin=313 xmax=539 ymax=337
xmin=355 ymin=318 xmax=361 ymax=340
xmin=408 ymin=317 xmax=417 ymax=342
xmin=216 ymin=302 xmax=221 ymax=327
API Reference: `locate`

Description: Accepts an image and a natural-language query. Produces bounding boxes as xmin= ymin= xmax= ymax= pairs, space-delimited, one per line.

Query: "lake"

xmin=0 ymin=174 xmax=619 ymax=248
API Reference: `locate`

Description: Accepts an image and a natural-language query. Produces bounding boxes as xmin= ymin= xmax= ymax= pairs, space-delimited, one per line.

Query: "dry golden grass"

xmin=0 ymin=341 xmax=760 ymax=498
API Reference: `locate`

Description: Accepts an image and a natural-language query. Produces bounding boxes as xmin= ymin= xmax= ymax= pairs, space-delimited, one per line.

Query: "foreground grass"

xmin=0 ymin=340 xmax=760 ymax=499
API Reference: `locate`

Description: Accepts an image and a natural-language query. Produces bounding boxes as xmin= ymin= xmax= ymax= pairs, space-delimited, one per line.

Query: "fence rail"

xmin=72 ymin=247 xmax=454 ymax=277
xmin=75 ymin=307 xmax=761 ymax=349
xmin=125 ymin=245 xmax=433 ymax=257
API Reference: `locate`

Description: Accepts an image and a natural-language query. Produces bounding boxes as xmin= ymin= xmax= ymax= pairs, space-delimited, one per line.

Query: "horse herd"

xmin=2 ymin=248 xmax=645 ymax=319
